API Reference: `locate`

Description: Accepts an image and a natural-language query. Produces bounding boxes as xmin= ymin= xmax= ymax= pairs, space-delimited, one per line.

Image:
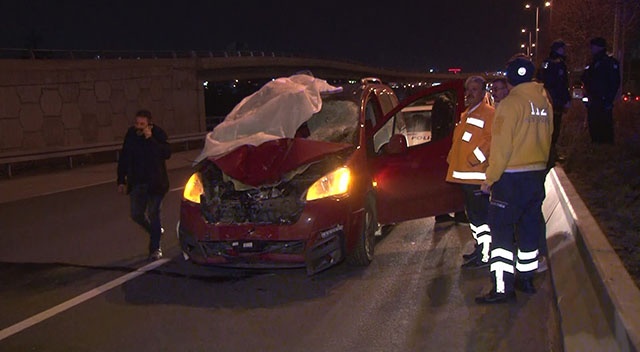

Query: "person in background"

xmin=490 ymin=77 xmax=509 ymax=107
xmin=580 ymin=37 xmax=621 ymax=144
xmin=444 ymin=76 xmax=495 ymax=268
xmin=476 ymin=56 xmax=553 ymax=304
xmin=117 ymin=109 xmax=171 ymax=261
xmin=537 ymin=39 xmax=571 ymax=168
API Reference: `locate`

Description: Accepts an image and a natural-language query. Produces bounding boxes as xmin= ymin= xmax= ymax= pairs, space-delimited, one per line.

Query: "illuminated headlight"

xmin=305 ymin=167 xmax=351 ymax=201
xmin=183 ymin=173 xmax=203 ymax=204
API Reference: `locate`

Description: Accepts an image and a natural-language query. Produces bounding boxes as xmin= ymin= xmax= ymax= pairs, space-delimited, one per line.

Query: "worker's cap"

xmin=551 ymin=39 xmax=566 ymax=51
xmin=590 ymin=37 xmax=607 ymax=48
xmin=505 ymin=56 xmax=535 ymax=86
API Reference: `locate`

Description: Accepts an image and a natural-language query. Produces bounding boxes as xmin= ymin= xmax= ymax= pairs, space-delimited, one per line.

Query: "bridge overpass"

xmin=0 ymin=50 xmax=468 ymax=171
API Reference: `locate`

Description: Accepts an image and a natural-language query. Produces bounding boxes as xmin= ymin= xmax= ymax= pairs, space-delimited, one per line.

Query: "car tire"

xmin=347 ymin=195 xmax=377 ymax=266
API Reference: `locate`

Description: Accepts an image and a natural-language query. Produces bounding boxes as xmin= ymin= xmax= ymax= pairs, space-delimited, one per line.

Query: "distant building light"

xmin=429 ymin=68 xmax=435 ymax=73
xmin=203 ymin=81 xmax=209 ymax=87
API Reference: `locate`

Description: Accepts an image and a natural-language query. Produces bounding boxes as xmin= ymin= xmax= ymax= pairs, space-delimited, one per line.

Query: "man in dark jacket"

xmin=537 ymin=39 xmax=571 ymax=168
xmin=117 ymin=109 xmax=171 ymax=260
xmin=581 ymin=37 xmax=621 ymax=144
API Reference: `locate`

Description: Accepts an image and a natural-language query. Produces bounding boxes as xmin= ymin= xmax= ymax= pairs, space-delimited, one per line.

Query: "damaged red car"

xmin=178 ymin=74 xmax=465 ymax=274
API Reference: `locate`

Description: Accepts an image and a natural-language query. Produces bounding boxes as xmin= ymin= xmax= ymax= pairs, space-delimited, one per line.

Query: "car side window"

xmin=398 ymin=90 xmax=456 ymax=147
xmin=365 ymin=99 xmax=378 ymax=127
xmin=373 ymin=89 xmax=457 ymax=153
xmin=377 ymin=87 xmax=399 ymax=115
xmin=373 ymin=110 xmax=403 ymax=153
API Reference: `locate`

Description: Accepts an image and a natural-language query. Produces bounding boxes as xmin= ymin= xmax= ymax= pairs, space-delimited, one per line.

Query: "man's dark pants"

xmin=547 ymin=108 xmax=563 ymax=169
xmin=488 ymin=170 xmax=546 ymax=293
xmin=129 ymin=184 xmax=164 ymax=252
xmin=587 ymin=101 xmax=614 ymax=144
xmin=461 ymin=183 xmax=490 ymax=261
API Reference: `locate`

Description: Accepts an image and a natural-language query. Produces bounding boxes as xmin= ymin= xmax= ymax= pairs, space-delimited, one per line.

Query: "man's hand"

xmin=117 ymin=184 xmax=126 ymax=194
xmin=480 ymin=181 xmax=491 ymax=194
xmin=143 ymin=125 xmax=153 ymax=139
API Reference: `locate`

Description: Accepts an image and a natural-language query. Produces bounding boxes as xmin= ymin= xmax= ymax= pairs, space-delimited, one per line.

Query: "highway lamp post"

xmin=521 ymin=28 xmax=533 ymax=57
xmin=525 ymin=2 xmax=551 ymax=62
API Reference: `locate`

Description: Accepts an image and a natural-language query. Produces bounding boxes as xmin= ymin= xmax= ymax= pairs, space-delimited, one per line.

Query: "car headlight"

xmin=305 ymin=167 xmax=351 ymax=201
xmin=183 ymin=173 xmax=203 ymax=204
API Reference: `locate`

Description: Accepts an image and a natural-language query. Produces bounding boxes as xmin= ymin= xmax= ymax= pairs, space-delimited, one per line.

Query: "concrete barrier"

xmin=545 ymin=167 xmax=640 ymax=352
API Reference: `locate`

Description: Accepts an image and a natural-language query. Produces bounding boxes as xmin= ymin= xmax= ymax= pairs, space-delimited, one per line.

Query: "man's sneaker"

xmin=461 ymin=258 xmax=490 ymax=269
xmin=435 ymin=214 xmax=455 ymax=224
xmin=149 ymin=249 xmax=163 ymax=261
xmin=434 ymin=214 xmax=455 ymax=230
xmin=454 ymin=211 xmax=469 ymax=224
xmin=514 ymin=277 xmax=536 ymax=294
xmin=475 ymin=290 xmax=516 ymax=304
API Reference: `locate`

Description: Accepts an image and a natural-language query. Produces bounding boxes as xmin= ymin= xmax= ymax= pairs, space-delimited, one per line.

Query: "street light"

xmin=525 ymin=2 xmax=551 ymax=60
xmin=521 ymin=28 xmax=533 ymax=57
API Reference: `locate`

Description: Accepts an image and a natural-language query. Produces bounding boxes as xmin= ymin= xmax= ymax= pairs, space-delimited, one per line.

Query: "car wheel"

xmin=347 ymin=195 xmax=377 ymax=266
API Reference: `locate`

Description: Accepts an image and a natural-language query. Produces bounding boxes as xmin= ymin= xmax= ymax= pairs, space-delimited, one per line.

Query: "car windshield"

xmin=304 ymin=99 xmax=360 ymax=145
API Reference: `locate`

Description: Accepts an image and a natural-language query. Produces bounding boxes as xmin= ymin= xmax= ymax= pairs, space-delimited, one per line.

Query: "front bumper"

xmin=178 ymin=199 xmax=354 ymax=275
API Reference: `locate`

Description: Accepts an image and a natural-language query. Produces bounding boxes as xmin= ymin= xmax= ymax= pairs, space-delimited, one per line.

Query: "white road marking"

xmin=0 ymin=258 xmax=171 ymax=341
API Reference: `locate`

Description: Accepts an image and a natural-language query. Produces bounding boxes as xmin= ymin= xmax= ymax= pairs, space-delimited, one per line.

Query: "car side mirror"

xmin=386 ymin=134 xmax=408 ymax=155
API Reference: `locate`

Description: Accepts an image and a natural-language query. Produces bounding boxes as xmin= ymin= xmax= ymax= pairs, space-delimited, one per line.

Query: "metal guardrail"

xmin=0 ymin=48 xmax=294 ymax=60
xmin=0 ymin=132 xmax=207 ymax=178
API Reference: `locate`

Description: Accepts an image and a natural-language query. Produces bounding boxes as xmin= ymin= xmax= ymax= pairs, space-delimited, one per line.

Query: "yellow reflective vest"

xmin=485 ymin=82 xmax=553 ymax=186
xmin=446 ymin=101 xmax=495 ymax=185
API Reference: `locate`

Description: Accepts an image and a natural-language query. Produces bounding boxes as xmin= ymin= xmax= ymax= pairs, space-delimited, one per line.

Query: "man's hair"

xmin=135 ymin=109 xmax=153 ymax=120
xmin=492 ymin=77 xmax=508 ymax=86
xmin=464 ymin=76 xmax=486 ymax=90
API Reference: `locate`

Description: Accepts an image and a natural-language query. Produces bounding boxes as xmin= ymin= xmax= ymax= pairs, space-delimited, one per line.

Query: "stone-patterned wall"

xmin=0 ymin=59 xmax=204 ymax=153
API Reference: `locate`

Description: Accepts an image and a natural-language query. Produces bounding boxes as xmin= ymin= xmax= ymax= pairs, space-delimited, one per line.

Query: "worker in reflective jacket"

xmin=477 ymin=56 xmax=553 ymax=304
xmin=445 ymin=75 xmax=495 ymax=269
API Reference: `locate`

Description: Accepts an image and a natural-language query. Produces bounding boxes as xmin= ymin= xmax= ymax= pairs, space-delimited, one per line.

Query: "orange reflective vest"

xmin=446 ymin=101 xmax=495 ymax=185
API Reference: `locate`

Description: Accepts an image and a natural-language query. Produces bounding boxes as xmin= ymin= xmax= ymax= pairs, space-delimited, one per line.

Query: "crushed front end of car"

xmin=178 ymin=73 xmax=367 ymax=275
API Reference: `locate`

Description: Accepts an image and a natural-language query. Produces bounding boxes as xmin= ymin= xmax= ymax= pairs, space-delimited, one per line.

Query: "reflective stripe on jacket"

xmin=446 ymin=101 xmax=495 ymax=185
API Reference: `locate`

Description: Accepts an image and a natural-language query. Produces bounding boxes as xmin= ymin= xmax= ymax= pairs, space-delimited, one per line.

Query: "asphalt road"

xmin=0 ymin=166 xmax=563 ymax=352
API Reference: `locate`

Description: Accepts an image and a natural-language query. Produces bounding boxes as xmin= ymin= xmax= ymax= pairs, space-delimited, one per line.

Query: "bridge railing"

xmin=0 ymin=48 xmax=297 ymax=60
xmin=0 ymin=132 xmax=207 ymax=178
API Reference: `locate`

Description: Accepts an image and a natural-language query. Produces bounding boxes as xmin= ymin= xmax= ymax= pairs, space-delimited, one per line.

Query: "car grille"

xmin=198 ymin=156 xmax=345 ymax=225
xmin=202 ymin=240 xmax=305 ymax=256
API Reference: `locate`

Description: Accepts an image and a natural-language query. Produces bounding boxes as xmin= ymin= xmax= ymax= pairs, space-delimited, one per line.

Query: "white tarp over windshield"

xmin=194 ymin=74 xmax=342 ymax=164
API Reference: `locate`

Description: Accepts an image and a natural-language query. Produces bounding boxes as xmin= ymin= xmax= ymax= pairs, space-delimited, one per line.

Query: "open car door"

xmin=369 ymin=79 xmax=466 ymax=224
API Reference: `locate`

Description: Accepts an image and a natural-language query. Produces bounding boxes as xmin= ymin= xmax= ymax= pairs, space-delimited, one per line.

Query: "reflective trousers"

xmin=461 ymin=183 xmax=491 ymax=262
xmin=488 ymin=170 xmax=546 ymax=294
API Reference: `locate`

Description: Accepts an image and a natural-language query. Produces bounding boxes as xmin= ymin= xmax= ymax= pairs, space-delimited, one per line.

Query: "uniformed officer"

xmin=537 ymin=39 xmax=571 ymax=168
xmin=476 ymin=56 xmax=553 ymax=304
xmin=581 ymin=37 xmax=621 ymax=144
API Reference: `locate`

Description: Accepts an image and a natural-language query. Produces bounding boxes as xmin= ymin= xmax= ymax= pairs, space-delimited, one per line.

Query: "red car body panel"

xmin=212 ymin=138 xmax=352 ymax=187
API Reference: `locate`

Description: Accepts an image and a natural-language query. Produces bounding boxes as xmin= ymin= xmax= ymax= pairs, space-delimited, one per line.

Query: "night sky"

xmin=1 ymin=1 xmax=536 ymax=73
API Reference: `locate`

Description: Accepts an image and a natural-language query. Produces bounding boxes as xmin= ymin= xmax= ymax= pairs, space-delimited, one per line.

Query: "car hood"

xmin=194 ymin=74 xmax=342 ymax=164
xmin=209 ymin=138 xmax=352 ymax=187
